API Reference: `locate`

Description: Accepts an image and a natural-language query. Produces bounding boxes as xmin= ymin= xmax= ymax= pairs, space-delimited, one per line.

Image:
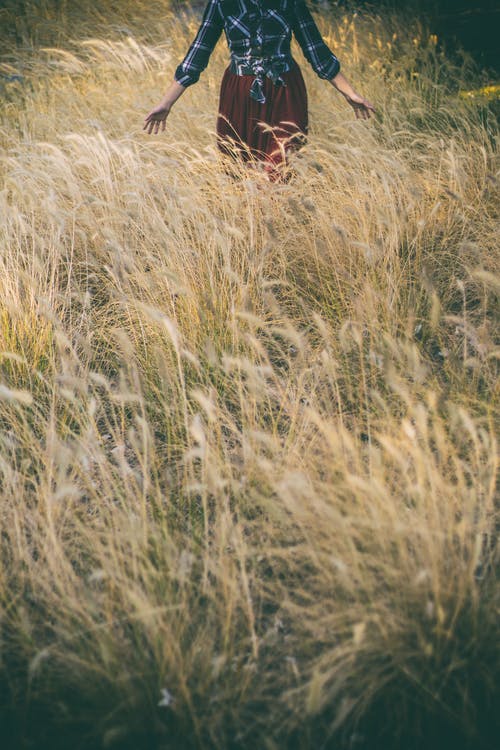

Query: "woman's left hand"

xmin=330 ymin=72 xmax=376 ymax=120
xmin=343 ymin=91 xmax=376 ymax=120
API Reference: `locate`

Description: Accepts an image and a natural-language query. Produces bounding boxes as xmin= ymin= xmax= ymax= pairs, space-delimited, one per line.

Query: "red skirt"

xmin=216 ymin=61 xmax=308 ymax=176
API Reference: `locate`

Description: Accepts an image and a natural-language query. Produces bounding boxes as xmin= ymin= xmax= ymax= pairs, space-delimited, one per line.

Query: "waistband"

xmin=229 ymin=54 xmax=294 ymax=103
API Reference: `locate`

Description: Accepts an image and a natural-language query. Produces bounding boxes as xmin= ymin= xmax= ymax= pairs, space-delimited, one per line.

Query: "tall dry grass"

xmin=0 ymin=2 xmax=498 ymax=748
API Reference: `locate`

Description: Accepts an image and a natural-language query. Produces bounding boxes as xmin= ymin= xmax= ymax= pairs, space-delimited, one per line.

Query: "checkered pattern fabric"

xmin=174 ymin=0 xmax=340 ymax=88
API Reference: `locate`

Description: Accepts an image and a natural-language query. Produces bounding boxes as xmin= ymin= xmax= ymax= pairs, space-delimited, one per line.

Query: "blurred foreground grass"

xmin=0 ymin=1 xmax=498 ymax=748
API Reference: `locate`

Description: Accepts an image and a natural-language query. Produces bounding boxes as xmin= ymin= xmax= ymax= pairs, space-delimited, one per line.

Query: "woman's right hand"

xmin=143 ymin=99 xmax=172 ymax=135
xmin=143 ymin=81 xmax=186 ymax=135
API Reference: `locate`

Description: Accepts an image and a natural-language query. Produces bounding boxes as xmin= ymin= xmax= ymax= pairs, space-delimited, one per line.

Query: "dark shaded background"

xmin=339 ymin=0 xmax=499 ymax=72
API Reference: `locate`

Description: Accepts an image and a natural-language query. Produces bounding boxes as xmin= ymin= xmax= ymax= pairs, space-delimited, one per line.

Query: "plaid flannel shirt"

xmin=174 ymin=0 xmax=340 ymax=88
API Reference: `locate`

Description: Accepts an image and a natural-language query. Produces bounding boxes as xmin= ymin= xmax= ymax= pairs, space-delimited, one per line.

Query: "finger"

xmin=161 ymin=119 xmax=166 ymax=132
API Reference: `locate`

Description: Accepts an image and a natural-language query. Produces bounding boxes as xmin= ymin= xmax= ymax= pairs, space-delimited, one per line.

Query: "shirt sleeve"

xmin=291 ymin=0 xmax=340 ymax=80
xmin=174 ymin=0 xmax=224 ymax=88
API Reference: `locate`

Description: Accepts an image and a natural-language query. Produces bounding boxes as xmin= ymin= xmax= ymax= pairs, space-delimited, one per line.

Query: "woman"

xmin=144 ymin=0 xmax=374 ymax=177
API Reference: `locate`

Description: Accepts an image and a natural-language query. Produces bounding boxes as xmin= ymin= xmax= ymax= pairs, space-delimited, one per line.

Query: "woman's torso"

xmin=218 ymin=0 xmax=297 ymax=59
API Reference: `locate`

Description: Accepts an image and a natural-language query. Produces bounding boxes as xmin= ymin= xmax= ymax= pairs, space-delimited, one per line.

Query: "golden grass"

xmin=0 ymin=2 xmax=498 ymax=748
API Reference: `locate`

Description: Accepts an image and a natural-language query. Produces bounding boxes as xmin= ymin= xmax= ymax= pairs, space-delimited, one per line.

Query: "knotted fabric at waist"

xmin=229 ymin=54 xmax=294 ymax=104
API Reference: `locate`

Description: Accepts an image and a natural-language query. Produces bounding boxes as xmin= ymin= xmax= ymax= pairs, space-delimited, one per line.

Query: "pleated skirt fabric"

xmin=216 ymin=61 xmax=308 ymax=176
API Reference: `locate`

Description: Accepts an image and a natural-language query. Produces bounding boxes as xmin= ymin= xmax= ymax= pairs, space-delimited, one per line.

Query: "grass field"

xmin=0 ymin=1 xmax=498 ymax=748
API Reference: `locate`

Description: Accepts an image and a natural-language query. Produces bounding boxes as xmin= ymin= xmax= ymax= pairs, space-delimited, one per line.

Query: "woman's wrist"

xmin=162 ymin=80 xmax=186 ymax=109
xmin=330 ymin=72 xmax=357 ymax=99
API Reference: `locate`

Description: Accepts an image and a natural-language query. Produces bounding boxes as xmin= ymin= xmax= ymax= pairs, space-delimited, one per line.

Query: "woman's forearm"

xmin=160 ymin=80 xmax=187 ymax=109
xmin=329 ymin=71 xmax=375 ymax=119
xmin=329 ymin=71 xmax=358 ymax=99
xmin=144 ymin=80 xmax=187 ymax=133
